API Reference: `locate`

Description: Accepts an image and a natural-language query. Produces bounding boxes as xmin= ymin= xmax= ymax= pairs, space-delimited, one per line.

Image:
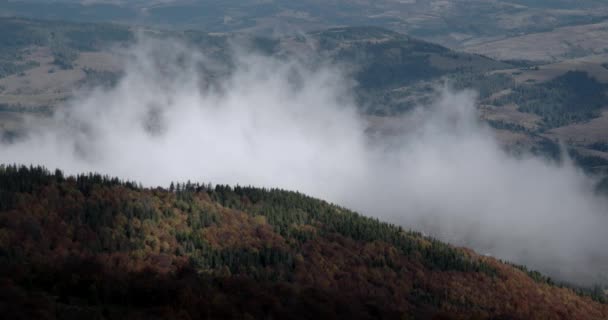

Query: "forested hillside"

xmin=494 ymin=71 xmax=608 ymax=129
xmin=1 ymin=165 xmax=607 ymax=319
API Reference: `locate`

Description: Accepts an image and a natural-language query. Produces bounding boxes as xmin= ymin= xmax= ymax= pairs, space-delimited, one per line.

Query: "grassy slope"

xmin=0 ymin=165 xmax=607 ymax=319
xmin=0 ymin=18 xmax=513 ymax=115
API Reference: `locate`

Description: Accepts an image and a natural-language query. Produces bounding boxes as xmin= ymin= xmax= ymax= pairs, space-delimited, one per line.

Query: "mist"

xmin=1 ymin=37 xmax=607 ymax=285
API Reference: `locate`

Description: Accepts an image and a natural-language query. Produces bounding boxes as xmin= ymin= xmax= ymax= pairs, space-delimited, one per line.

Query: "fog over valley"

xmin=2 ymin=37 xmax=607 ymax=286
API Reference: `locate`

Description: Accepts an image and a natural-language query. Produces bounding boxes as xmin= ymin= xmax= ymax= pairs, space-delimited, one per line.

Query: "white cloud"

xmin=2 ymin=37 xmax=607 ymax=285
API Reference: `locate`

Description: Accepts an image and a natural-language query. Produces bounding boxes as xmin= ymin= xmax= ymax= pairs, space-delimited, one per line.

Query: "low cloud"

xmin=2 ymin=37 xmax=607 ymax=285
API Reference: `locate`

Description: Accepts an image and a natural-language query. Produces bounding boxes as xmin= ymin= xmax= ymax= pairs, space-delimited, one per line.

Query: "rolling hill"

xmin=0 ymin=17 xmax=515 ymax=131
xmin=1 ymin=17 xmax=608 ymax=180
xmin=2 ymin=0 xmax=608 ymax=50
xmin=1 ymin=15 xmax=608 ymax=174
xmin=463 ymin=20 xmax=608 ymax=62
xmin=1 ymin=165 xmax=607 ymax=319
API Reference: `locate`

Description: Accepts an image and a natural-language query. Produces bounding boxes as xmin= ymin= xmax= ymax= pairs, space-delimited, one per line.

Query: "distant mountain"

xmin=1 ymin=165 xmax=607 ymax=319
xmin=0 ymin=18 xmax=511 ymax=115
xmin=0 ymin=17 xmax=607 ymax=176
xmin=2 ymin=0 xmax=608 ymax=49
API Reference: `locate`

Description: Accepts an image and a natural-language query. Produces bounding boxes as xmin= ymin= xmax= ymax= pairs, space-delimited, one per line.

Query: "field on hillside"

xmin=463 ymin=20 xmax=608 ymax=62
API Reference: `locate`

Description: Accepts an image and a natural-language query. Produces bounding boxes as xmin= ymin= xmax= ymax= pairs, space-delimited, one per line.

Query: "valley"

xmin=2 ymin=3 xmax=608 ymax=318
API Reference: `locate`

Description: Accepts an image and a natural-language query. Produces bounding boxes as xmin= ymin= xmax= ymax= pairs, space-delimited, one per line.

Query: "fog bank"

xmin=2 ymin=38 xmax=607 ymax=285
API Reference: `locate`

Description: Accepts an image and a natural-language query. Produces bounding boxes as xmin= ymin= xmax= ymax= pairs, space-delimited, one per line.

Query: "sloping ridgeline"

xmin=494 ymin=71 xmax=608 ymax=129
xmin=0 ymin=165 xmax=607 ymax=319
xmin=305 ymin=26 xmax=513 ymax=115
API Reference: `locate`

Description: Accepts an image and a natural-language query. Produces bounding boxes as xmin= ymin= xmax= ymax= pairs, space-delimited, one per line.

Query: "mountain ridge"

xmin=1 ymin=164 xmax=607 ymax=319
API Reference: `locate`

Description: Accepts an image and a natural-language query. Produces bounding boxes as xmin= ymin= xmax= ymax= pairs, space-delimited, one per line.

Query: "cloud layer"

xmin=2 ymin=38 xmax=607 ymax=285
